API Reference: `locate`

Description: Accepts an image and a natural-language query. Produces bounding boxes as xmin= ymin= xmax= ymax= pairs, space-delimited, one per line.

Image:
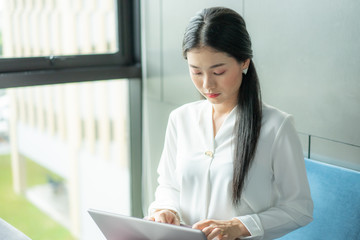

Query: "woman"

xmin=148 ymin=7 xmax=313 ymax=240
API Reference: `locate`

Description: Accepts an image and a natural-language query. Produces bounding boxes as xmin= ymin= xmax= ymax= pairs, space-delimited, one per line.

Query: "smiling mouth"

xmin=205 ymin=93 xmax=220 ymax=98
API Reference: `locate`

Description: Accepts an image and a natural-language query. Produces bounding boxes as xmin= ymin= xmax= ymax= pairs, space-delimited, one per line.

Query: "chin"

xmin=206 ymin=98 xmax=222 ymax=104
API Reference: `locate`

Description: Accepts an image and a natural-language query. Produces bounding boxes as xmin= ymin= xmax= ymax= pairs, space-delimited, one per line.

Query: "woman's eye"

xmin=192 ymin=72 xmax=202 ymax=75
xmin=214 ymin=71 xmax=225 ymax=76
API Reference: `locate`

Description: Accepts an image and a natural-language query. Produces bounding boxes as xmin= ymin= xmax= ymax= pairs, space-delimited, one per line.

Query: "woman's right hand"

xmin=147 ymin=209 xmax=180 ymax=225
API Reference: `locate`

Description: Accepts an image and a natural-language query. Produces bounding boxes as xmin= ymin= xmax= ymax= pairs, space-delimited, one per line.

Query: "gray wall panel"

xmin=298 ymin=133 xmax=310 ymax=157
xmin=161 ymin=0 xmax=198 ymax=105
xmin=142 ymin=0 xmax=162 ymax=100
xmin=244 ymin=0 xmax=360 ymax=147
xmin=142 ymin=98 xmax=176 ymax=210
xmin=311 ymin=137 xmax=360 ymax=171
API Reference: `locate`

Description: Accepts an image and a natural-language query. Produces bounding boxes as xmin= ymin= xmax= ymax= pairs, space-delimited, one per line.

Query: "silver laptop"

xmin=88 ymin=208 xmax=207 ymax=240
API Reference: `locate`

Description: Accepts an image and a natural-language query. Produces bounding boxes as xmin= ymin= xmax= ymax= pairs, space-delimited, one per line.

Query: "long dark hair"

xmin=182 ymin=7 xmax=262 ymax=205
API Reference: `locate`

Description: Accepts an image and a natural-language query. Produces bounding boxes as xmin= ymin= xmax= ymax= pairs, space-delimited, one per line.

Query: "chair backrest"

xmin=278 ymin=158 xmax=360 ymax=240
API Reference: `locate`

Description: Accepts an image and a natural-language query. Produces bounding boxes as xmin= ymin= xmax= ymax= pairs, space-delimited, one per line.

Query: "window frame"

xmin=0 ymin=0 xmax=143 ymax=218
xmin=0 ymin=0 xmax=142 ymax=88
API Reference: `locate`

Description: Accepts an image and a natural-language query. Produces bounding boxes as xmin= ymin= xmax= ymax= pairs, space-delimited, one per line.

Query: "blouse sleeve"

xmin=148 ymin=112 xmax=182 ymax=217
xmin=237 ymin=116 xmax=314 ymax=239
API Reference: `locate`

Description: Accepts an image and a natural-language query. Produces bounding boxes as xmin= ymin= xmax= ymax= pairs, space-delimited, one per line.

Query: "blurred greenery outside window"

xmin=0 ymin=0 xmax=141 ymax=240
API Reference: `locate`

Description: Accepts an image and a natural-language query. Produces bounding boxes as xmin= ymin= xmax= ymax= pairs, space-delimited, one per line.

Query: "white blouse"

xmin=148 ymin=100 xmax=313 ymax=239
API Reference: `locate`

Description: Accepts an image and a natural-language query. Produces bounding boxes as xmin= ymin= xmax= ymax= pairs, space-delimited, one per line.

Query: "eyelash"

xmin=214 ymin=71 xmax=225 ymax=76
xmin=193 ymin=72 xmax=225 ymax=76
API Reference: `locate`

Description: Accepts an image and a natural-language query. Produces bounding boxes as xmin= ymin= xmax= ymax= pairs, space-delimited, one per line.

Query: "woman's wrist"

xmin=231 ymin=218 xmax=250 ymax=237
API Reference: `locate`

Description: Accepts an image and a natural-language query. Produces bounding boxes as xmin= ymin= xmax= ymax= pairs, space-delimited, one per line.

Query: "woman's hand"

xmin=192 ymin=218 xmax=250 ymax=240
xmin=147 ymin=209 xmax=180 ymax=225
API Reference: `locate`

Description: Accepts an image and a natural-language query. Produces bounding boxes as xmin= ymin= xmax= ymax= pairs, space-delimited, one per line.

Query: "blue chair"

xmin=278 ymin=158 xmax=360 ymax=239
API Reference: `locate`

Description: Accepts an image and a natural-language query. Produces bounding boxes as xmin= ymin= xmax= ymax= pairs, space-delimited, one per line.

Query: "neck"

xmin=211 ymin=102 xmax=237 ymax=137
xmin=212 ymin=102 xmax=237 ymax=116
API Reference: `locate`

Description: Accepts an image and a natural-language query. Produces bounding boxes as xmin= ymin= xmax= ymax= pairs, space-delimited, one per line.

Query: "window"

xmin=1 ymin=0 xmax=118 ymax=58
xmin=0 ymin=0 xmax=141 ymax=87
xmin=0 ymin=1 xmax=142 ymax=239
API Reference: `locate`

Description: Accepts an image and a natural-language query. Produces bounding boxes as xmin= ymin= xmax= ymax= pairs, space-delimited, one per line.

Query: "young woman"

xmin=148 ymin=7 xmax=313 ymax=240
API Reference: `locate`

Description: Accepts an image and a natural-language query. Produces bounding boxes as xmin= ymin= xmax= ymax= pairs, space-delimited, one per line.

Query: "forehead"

xmin=187 ymin=47 xmax=234 ymax=65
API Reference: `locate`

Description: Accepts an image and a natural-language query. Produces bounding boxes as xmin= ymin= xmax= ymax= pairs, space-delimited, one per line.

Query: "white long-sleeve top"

xmin=148 ymin=100 xmax=313 ymax=239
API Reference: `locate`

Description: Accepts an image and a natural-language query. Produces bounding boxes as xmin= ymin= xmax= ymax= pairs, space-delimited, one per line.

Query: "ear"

xmin=242 ymin=59 xmax=250 ymax=75
xmin=242 ymin=58 xmax=250 ymax=70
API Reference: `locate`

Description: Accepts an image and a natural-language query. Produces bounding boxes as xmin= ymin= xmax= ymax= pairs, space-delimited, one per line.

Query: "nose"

xmin=202 ymin=74 xmax=215 ymax=90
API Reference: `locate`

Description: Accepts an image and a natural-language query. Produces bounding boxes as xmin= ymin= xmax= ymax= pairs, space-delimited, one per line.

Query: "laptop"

xmin=88 ymin=208 xmax=207 ymax=240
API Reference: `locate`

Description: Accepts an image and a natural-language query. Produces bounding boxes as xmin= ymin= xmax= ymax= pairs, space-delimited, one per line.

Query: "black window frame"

xmin=0 ymin=0 xmax=142 ymax=88
xmin=0 ymin=0 xmax=143 ymax=218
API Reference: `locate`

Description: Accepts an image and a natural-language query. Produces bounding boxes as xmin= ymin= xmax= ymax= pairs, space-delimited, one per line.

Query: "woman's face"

xmin=186 ymin=46 xmax=249 ymax=111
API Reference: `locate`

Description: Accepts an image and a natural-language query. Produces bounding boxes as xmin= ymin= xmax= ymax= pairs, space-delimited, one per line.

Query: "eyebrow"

xmin=189 ymin=63 xmax=226 ymax=69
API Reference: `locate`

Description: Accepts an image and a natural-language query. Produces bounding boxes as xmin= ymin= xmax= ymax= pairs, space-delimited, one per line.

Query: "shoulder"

xmin=169 ymin=100 xmax=208 ymax=119
xmin=262 ymin=103 xmax=292 ymax=124
xmin=261 ymin=103 xmax=294 ymax=134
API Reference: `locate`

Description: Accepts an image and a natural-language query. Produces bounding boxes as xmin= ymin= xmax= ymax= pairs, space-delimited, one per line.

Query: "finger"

xmin=155 ymin=213 xmax=167 ymax=223
xmin=193 ymin=220 xmax=213 ymax=230
xmin=147 ymin=216 xmax=155 ymax=221
xmin=172 ymin=215 xmax=180 ymax=225
xmin=201 ymin=226 xmax=214 ymax=237
xmin=166 ymin=213 xmax=177 ymax=225
xmin=165 ymin=213 xmax=172 ymax=223
xmin=218 ymin=233 xmax=229 ymax=240
xmin=192 ymin=222 xmax=203 ymax=230
xmin=207 ymin=227 xmax=223 ymax=240
xmin=218 ymin=235 xmax=228 ymax=240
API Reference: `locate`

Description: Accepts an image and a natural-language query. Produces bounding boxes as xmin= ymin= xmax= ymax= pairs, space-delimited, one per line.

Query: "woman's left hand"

xmin=192 ymin=218 xmax=249 ymax=240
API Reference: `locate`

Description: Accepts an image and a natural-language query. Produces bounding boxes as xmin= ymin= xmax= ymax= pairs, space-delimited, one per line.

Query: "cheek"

xmin=191 ymin=76 xmax=203 ymax=89
xmin=222 ymin=73 xmax=242 ymax=89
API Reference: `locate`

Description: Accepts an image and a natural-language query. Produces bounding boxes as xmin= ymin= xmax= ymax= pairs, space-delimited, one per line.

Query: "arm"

xmin=237 ymin=116 xmax=314 ymax=239
xmin=148 ymin=112 xmax=182 ymax=222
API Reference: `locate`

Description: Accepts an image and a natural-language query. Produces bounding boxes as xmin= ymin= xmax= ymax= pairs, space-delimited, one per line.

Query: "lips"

xmin=205 ymin=93 xmax=220 ymax=98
